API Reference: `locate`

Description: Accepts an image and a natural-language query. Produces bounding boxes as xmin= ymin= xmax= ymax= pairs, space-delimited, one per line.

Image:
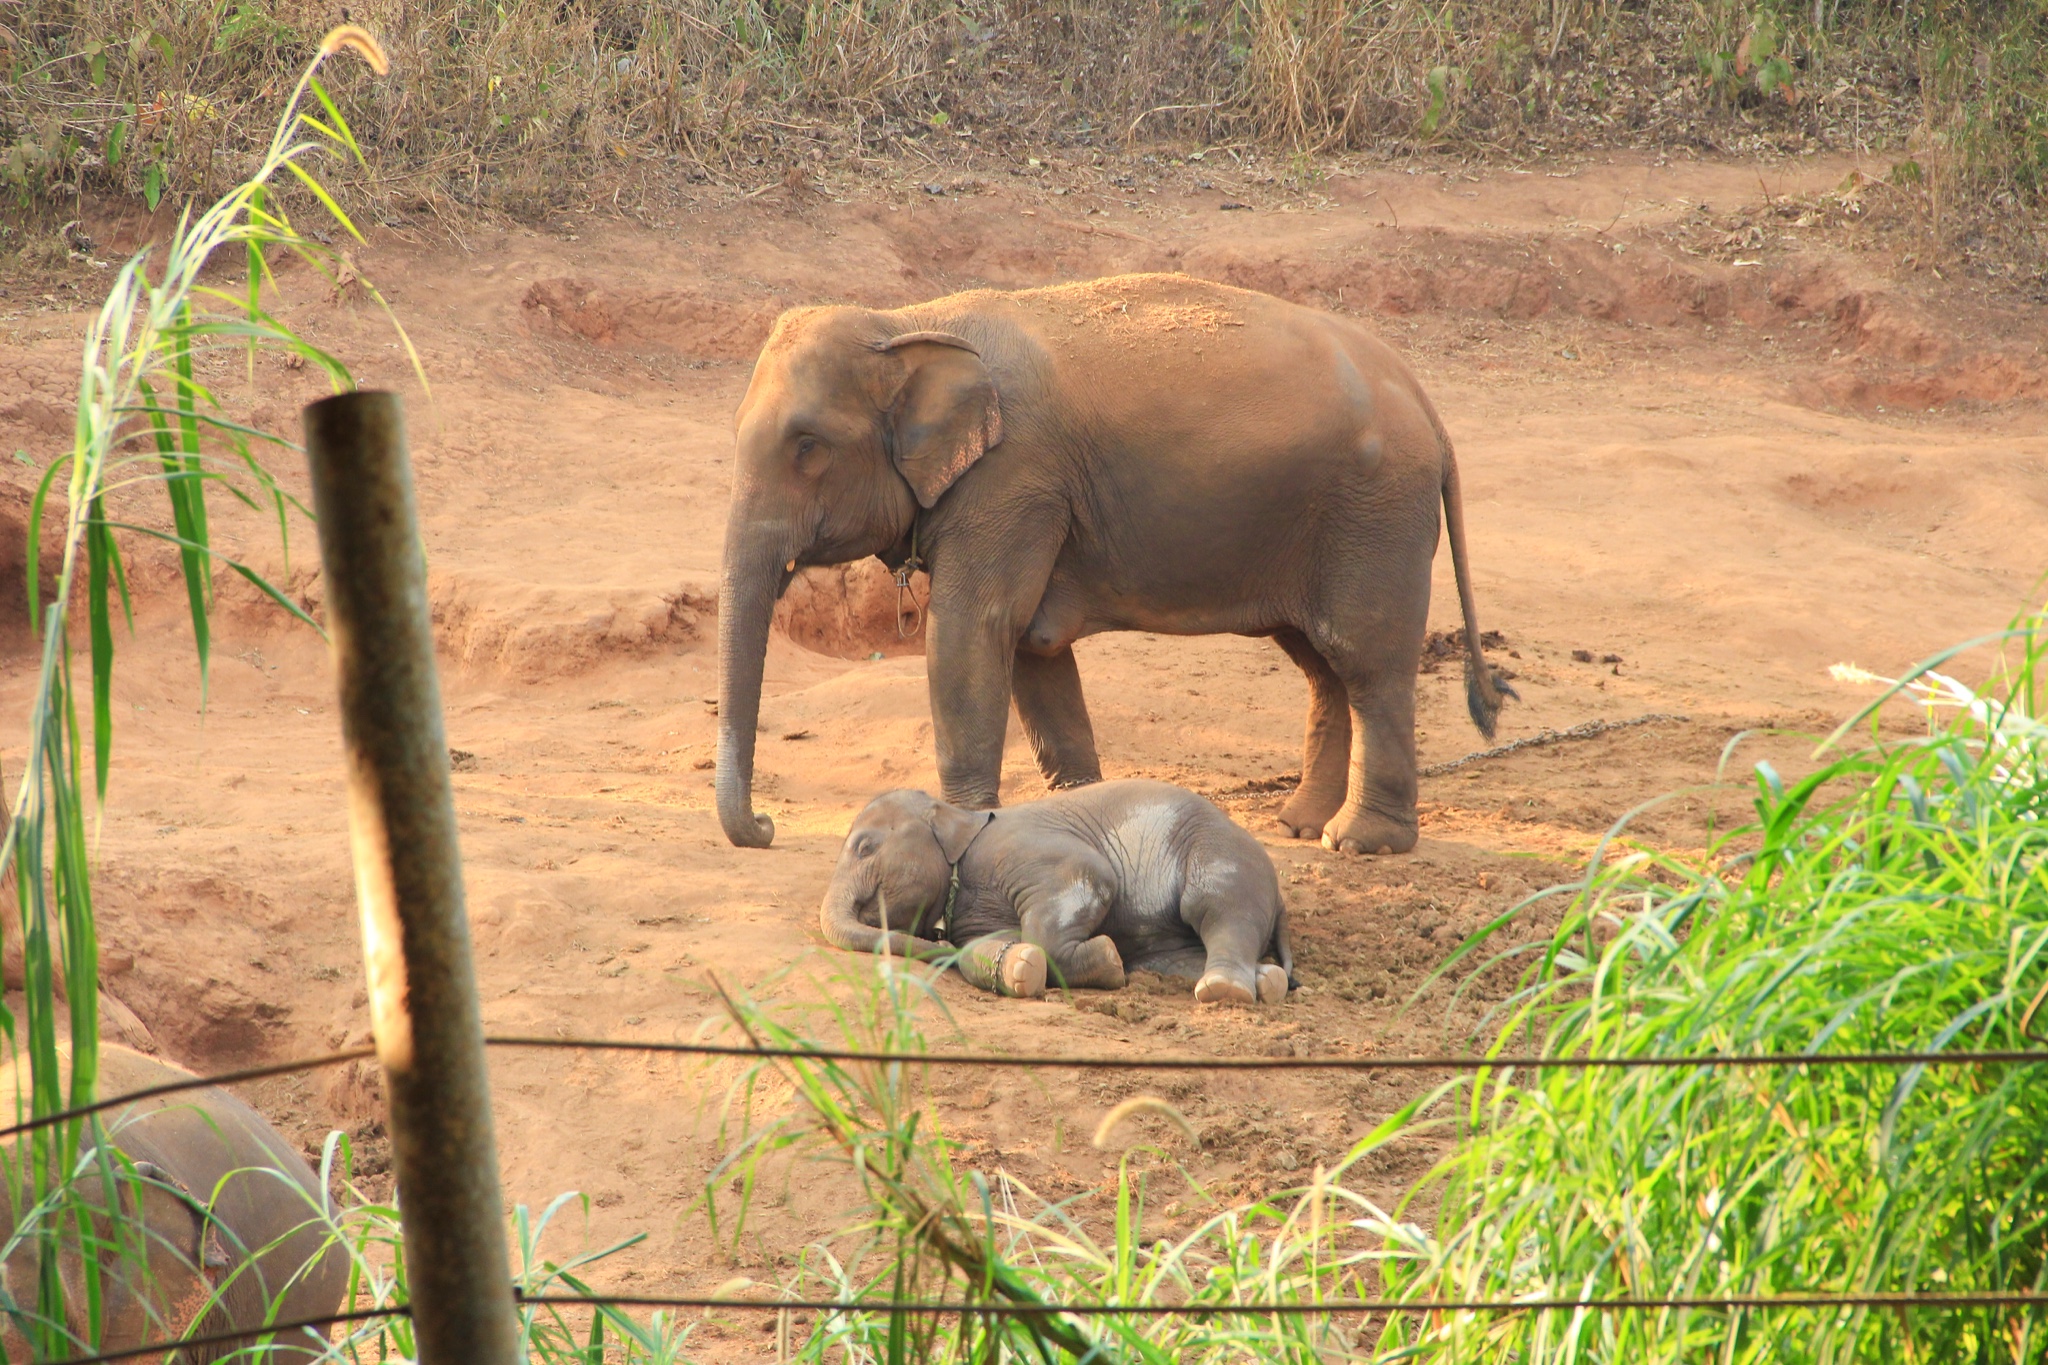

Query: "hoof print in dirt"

xmin=818 ymin=780 xmax=1293 ymax=1006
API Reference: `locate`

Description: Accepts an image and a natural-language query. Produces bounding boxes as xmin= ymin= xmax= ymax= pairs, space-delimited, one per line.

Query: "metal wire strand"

xmin=39 ymin=1306 xmax=406 ymax=1365
xmin=489 ymin=1036 xmax=2048 ymax=1072
xmin=520 ymin=1290 xmax=2048 ymax=1316
xmin=32 ymin=1273 xmax=2048 ymax=1361
xmin=0 ymin=1047 xmax=376 ymax=1140
xmin=2 ymin=1039 xmax=2045 ymax=1142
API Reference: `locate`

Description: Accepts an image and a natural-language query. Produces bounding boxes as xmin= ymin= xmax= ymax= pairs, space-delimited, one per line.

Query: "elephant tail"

xmin=1440 ymin=430 xmax=1517 ymax=740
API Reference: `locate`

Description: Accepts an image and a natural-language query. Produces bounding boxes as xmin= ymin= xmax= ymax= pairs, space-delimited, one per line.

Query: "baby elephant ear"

xmin=877 ymin=332 xmax=1002 ymax=509
xmin=927 ymin=802 xmax=993 ymax=865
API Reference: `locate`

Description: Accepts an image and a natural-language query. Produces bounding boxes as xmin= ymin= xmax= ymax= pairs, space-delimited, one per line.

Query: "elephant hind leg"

xmin=1012 ymin=647 xmax=1104 ymax=791
xmin=1320 ymin=660 xmax=1420 ymax=856
xmin=1272 ymin=629 xmax=1351 ymax=839
xmin=1179 ymin=852 xmax=1287 ymax=1006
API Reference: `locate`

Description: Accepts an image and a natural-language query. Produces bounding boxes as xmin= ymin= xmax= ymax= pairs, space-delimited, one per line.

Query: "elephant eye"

xmin=794 ymin=435 xmax=820 ymax=458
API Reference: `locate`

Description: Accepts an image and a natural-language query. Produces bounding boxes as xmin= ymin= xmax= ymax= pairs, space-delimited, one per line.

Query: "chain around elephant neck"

xmin=918 ymin=811 xmax=991 ymax=940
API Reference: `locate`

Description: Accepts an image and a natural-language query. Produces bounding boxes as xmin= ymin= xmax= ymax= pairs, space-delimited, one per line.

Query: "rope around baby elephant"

xmin=1420 ymin=712 xmax=1691 ymax=777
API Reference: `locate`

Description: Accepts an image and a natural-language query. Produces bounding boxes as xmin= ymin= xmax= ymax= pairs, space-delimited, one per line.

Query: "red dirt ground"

xmin=2 ymin=149 xmax=2045 ymax=1336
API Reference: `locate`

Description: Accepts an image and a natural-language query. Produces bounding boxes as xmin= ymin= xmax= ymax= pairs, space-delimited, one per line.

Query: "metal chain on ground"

xmin=1420 ymin=711 xmax=1692 ymax=776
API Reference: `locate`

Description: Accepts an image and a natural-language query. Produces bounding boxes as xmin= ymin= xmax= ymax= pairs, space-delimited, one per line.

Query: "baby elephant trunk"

xmin=818 ymin=873 xmax=949 ymax=961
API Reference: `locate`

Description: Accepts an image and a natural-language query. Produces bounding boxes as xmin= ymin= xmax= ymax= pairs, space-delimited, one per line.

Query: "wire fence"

xmin=39 ymin=1286 xmax=2048 ymax=1365
xmin=12 ymin=1035 xmax=2048 ymax=1142
xmin=20 ymin=1029 xmax=2048 ymax=1361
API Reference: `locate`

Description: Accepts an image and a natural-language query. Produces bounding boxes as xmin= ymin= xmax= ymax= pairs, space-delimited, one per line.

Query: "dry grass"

xmin=1 ymin=2 xmax=2042 ymax=247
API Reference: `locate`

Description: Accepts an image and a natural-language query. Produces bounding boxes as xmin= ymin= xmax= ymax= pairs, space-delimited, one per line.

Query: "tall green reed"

xmin=700 ymin=958 xmax=1452 ymax=1364
xmin=1376 ymin=613 xmax=2048 ymax=1364
xmin=0 ymin=22 xmax=409 ymax=1356
xmin=326 ymin=1161 xmax=700 ymax=1365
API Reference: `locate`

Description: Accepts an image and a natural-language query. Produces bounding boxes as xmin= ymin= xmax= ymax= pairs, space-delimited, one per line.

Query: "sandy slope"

xmin=0 ymin=149 xmax=2044 ymax=1326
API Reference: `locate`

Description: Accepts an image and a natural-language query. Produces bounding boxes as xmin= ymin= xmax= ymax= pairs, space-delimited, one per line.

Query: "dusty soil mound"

xmin=510 ymin=178 xmax=2047 ymax=420
xmin=776 ymin=561 xmax=928 ymax=659
xmin=1191 ymin=234 xmax=2048 ymax=411
xmin=521 ymin=277 xmax=780 ymax=360
xmin=424 ymin=575 xmax=714 ymax=678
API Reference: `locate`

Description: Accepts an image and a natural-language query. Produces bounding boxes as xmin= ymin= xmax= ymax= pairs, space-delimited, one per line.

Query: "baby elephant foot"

xmin=1058 ymin=935 xmax=1126 ymax=991
xmin=1195 ymin=965 xmax=1292 ymax=1006
xmin=997 ymin=943 xmax=1047 ymax=998
xmin=1320 ymin=806 xmax=1418 ymax=857
xmin=958 ymin=937 xmax=1047 ymax=998
xmin=1257 ymin=964 xmax=1290 ymax=1005
xmin=1193 ymin=967 xmax=1257 ymax=1006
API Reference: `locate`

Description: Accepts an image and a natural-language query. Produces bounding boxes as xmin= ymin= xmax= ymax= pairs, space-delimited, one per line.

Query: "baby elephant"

xmin=0 ymin=1044 xmax=348 ymax=1361
xmin=820 ymin=780 xmax=1293 ymax=1005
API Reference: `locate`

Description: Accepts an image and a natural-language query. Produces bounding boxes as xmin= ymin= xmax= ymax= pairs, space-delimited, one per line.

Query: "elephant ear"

xmin=877 ymin=331 xmax=1002 ymax=509
xmin=927 ymin=803 xmax=993 ymax=865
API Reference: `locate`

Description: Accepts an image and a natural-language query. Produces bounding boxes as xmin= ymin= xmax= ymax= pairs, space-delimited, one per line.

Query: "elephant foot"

xmin=1257 ymin=964 xmax=1290 ymax=1005
xmin=1057 ymin=935 xmax=1126 ymax=991
xmin=1193 ymin=968 xmax=1257 ymax=1006
xmin=1276 ymin=789 xmax=1344 ymax=840
xmin=998 ymin=943 xmax=1047 ymax=999
xmin=958 ymin=937 xmax=1048 ymax=997
xmin=1320 ymin=806 xmax=1418 ymax=857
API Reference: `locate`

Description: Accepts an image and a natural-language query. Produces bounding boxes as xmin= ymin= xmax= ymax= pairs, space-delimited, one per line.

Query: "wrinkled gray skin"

xmin=0 ymin=1045 xmax=346 ymax=1362
xmin=718 ymin=273 xmax=1514 ymax=856
xmin=820 ymin=779 xmax=1294 ymax=1005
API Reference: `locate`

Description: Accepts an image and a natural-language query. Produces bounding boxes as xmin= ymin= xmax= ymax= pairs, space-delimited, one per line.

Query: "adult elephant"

xmin=716 ymin=273 xmax=1513 ymax=855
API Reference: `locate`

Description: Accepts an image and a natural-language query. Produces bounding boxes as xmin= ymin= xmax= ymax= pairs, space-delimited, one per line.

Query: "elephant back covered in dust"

xmin=0 ymin=1044 xmax=347 ymax=1362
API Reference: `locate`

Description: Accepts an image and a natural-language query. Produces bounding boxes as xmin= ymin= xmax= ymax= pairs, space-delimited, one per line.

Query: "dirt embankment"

xmin=0 ymin=151 xmax=2042 ymax=1313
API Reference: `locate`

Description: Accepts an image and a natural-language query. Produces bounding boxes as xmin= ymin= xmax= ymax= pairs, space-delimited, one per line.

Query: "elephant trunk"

xmin=716 ymin=517 xmax=784 ymax=848
xmin=819 ymin=874 xmax=948 ymax=961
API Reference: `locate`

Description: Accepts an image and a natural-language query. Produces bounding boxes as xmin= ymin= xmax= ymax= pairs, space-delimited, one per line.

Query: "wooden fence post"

xmin=304 ymin=391 xmax=520 ymax=1364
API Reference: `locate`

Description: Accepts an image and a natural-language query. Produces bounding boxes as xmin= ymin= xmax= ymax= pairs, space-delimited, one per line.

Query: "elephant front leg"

xmin=1272 ymin=630 xmax=1350 ymax=838
xmin=1323 ymin=667 xmax=1419 ymax=856
xmin=1017 ymin=873 xmax=1125 ymax=991
xmin=925 ymin=605 xmax=1021 ymax=809
xmin=1012 ymin=647 xmax=1104 ymax=791
xmin=956 ymin=932 xmax=1050 ymax=998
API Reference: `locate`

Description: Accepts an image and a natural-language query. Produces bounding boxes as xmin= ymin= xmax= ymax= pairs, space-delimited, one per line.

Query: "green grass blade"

xmin=138 ymin=374 xmax=213 ymax=700
xmin=281 ymin=158 xmax=367 ymax=242
xmin=306 ymin=76 xmax=368 ymax=163
xmin=24 ymin=460 xmax=64 ymax=639
xmin=99 ymin=522 xmax=323 ymax=637
xmin=84 ymin=504 xmax=112 ymax=805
